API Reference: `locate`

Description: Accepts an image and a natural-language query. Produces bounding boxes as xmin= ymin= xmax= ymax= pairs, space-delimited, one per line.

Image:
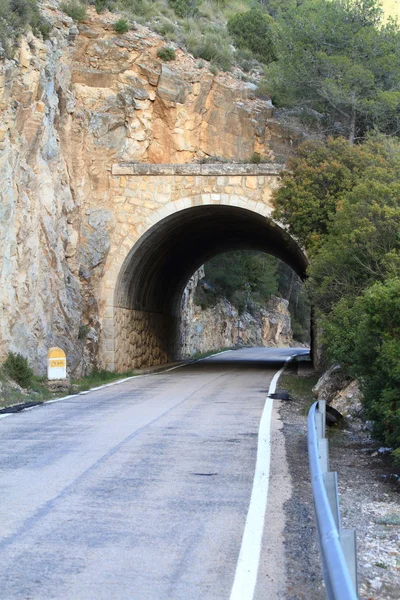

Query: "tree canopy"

xmin=272 ymin=135 xmax=400 ymax=457
xmin=227 ymin=7 xmax=278 ymax=65
xmin=266 ymin=0 xmax=400 ymax=142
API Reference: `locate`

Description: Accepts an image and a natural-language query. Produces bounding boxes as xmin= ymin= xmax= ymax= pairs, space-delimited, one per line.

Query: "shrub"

xmin=323 ymin=278 xmax=400 ymax=452
xmin=250 ymin=152 xmax=261 ymax=164
xmin=2 ymin=352 xmax=34 ymax=389
xmin=185 ymin=29 xmax=233 ymax=71
xmin=0 ymin=0 xmax=52 ymax=57
xmin=114 ymin=18 xmax=129 ymax=33
xmin=60 ymin=1 xmax=87 ymax=22
xmin=95 ymin=0 xmax=115 ymax=12
xmin=157 ymin=45 xmax=176 ymax=61
xmin=227 ymin=7 xmax=278 ymax=65
xmin=169 ymin=0 xmax=200 ymax=19
xmin=153 ymin=17 xmax=177 ymax=40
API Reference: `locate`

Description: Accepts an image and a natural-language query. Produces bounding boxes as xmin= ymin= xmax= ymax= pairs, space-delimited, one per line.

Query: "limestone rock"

xmin=180 ymin=272 xmax=293 ymax=357
xmin=330 ymin=380 xmax=363 ymax=418
xmin=312 ymin=365 xmax=351 ymax=402
xmin=157 ymin=65 xmax=188 ymax=106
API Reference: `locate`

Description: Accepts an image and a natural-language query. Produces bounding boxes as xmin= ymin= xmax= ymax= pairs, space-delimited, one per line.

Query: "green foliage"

xmin=0 ymin=0 xmax=52 ymax=56
xmin=94 ymin=0 xmax=109 ymax=13
xmin=72 ymin=368 xmax=136 ymax=391
xmin=183 ymin=22 xmax=234 ymax=70
xmin=196 ymin=251 xmax=280 ymax=312
xmin=277 ymin=134 xmax=400 ymax=453
xmin=250 ymin=152 xmax=261 ymax=164
xmin=157 ymin=45 xmax=176 ymax=60
xmin=2 ymin=352 xmax=34 ymax=389
xmin=280 ymin=372 xmax=320 ymax=414
xmin=114 ymin=18 xmax=129 ymax=33
xmin=272 ymin=136 xmax=399 ymax=254
xmin=227 ymin=7 xmax=277 ymax=64
xmin=60 ymin=0 xmax=87 ymax=21
xmin=266 ymin=0 xmax=400 ymax=141
xmin=322 ymin=279 xmax=400 ymax=450
xmin=258 ymin=0 xmax=300 ymax=19
xmin=195 ymin=250 xmax=309 ymax=340
xmin=209 ymin=251 xmax=279 ymax=304
xmin=169 ymin=0 xmax=201 ymax=18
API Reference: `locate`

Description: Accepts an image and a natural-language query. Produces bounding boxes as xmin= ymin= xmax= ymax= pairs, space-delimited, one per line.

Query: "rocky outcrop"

xmin=313 ymin=366 xmax=363 ymax=419
xmin=180 ymin=271 xmax=293 ymax=357
xmin=0 ymin=5 xmax=296 ymax=374
xmin=312 ymin=365 xmax=351 ymax=403
xmin=330 ymin=380 xmax=363 ymax=419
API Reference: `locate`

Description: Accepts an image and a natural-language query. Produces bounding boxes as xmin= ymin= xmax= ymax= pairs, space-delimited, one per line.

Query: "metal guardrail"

xmin=308 ymin=401 xmax=358 ymax=600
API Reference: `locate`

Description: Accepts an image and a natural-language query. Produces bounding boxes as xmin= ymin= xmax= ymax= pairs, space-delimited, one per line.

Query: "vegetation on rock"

xmin=114 ymin=17 xmax=129 ymax=32
xmin=195 ymin=251 xmax=310 ymax=343
xmin=2 ymin=352 xmax=34 ymax=389
xmin=0 ymin=0 xmax=51 ymax=56
xmin=227 ymin=7 xmax=277 ymax=64
xmin=157 ymin=45 xmax=176 ymax=60
xmin=60 ymin=0 xmax=88 ymax=22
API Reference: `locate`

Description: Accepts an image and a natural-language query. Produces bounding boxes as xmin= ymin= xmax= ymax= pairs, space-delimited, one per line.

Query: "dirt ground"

xmin=278 ymin=375 xmax=399 ymax=600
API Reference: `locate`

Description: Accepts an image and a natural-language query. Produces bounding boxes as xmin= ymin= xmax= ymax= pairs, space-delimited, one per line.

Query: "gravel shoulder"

xmin=279 ymin=370 xmax=400 ymax=600
xmin=278 ymin=389 xmax=325 ymax=600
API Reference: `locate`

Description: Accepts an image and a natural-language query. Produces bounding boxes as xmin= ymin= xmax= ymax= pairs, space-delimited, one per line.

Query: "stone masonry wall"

xmin=0 ymin=5 xmax=301 ymax=374
xmin=114 ymin=308 xmax=169 ymax=371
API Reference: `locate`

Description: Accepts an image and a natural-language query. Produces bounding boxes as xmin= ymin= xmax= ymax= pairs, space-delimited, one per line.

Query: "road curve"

xmin=0 ymin=347 xmax=307 ymax=600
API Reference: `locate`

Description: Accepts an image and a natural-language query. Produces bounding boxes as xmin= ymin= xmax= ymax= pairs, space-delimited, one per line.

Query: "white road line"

xmin=229 ymin=354 xmax=295 ymax=600
xmin=0 ymin=354 xmax=233 ymax=417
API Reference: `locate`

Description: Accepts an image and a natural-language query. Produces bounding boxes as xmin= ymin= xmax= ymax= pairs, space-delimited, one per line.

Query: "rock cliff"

xmin=180 ymin=271 xmax=293 ymax=357
xmin=0 ymin=4 xmax=299 ymax=374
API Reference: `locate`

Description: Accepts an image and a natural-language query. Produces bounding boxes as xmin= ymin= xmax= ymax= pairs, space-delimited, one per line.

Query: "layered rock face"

xmin=0 ymin=5 xmax=300 ymax=374
xmin=180 ymin=271 xmax=293 ymax=357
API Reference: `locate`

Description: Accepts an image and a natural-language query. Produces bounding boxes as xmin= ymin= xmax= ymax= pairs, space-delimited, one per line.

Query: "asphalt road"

xmin=0 ymin=347 xmax=308 ymax=600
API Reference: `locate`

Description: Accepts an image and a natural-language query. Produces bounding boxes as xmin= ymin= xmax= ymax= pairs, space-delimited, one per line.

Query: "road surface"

xmin=0 ymin=347 xmax=308 ymax=600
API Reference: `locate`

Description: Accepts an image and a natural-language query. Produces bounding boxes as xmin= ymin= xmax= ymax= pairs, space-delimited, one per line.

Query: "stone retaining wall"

xmin=114 ymin=308 xmax=169 ymax=371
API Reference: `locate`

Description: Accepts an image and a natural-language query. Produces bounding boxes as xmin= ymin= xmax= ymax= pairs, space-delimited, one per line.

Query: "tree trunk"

xmin=286 ymin=270 xmax=295 ymax=302
xmin=349 ymin=93 xmax=356 ymax=145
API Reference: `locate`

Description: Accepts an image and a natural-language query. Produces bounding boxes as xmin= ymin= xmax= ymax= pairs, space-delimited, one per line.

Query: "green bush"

xmin=185 ymin=29 xmax=233 ymax=71
xmin=114 ymin=18 xmax=129 ymax=33
xmin=153 ymin=17 xmax=177 ymax=40
xmin=323 ymin=278 xmax=400 ymax=452
xmin=276 ymin=135 xmax=400 ymax=454
xmin=157 ymin=45 xmax=176 ymax=61
xmin=169 ymin=0 xmax=200 ymax=19
xmin=0 ymin=0 xmax=52 ymax=57
xmin=227 ymin=7 xmax=278 ymax=65
xmin=250 ymin=152 xmax=261 ymax=164
xmin=60 ymin=0 xmax=87 ymax=22
xmin=95 ymin=0 xmax=115 ymax=12
xmin=2 ymin=352 xmax=34 ymax=389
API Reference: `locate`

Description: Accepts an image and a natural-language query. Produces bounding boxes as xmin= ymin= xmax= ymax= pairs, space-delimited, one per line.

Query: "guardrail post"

xmin=340 ymin=529 xmax=358 ymax=595
xmin=319 ymin=438 xmax=329 ymax=473
xmin=318 ymin=400 xmax=327 ymax=438
xmin=323 ymin=471 xmax=340 ymax=530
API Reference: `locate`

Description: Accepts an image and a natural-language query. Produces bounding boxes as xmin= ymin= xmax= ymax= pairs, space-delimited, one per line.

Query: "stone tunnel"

xmin=99 ymin=163 xmax=308 ymax=371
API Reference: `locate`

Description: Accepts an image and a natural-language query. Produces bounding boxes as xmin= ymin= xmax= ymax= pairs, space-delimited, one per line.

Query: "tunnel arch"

xmin=105 ymin=202 xmax=308 ymax=372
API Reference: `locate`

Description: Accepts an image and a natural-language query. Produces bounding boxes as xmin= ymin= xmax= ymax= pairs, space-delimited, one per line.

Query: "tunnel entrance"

xmin=112 ymin=205 xmax=308 ymax=371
